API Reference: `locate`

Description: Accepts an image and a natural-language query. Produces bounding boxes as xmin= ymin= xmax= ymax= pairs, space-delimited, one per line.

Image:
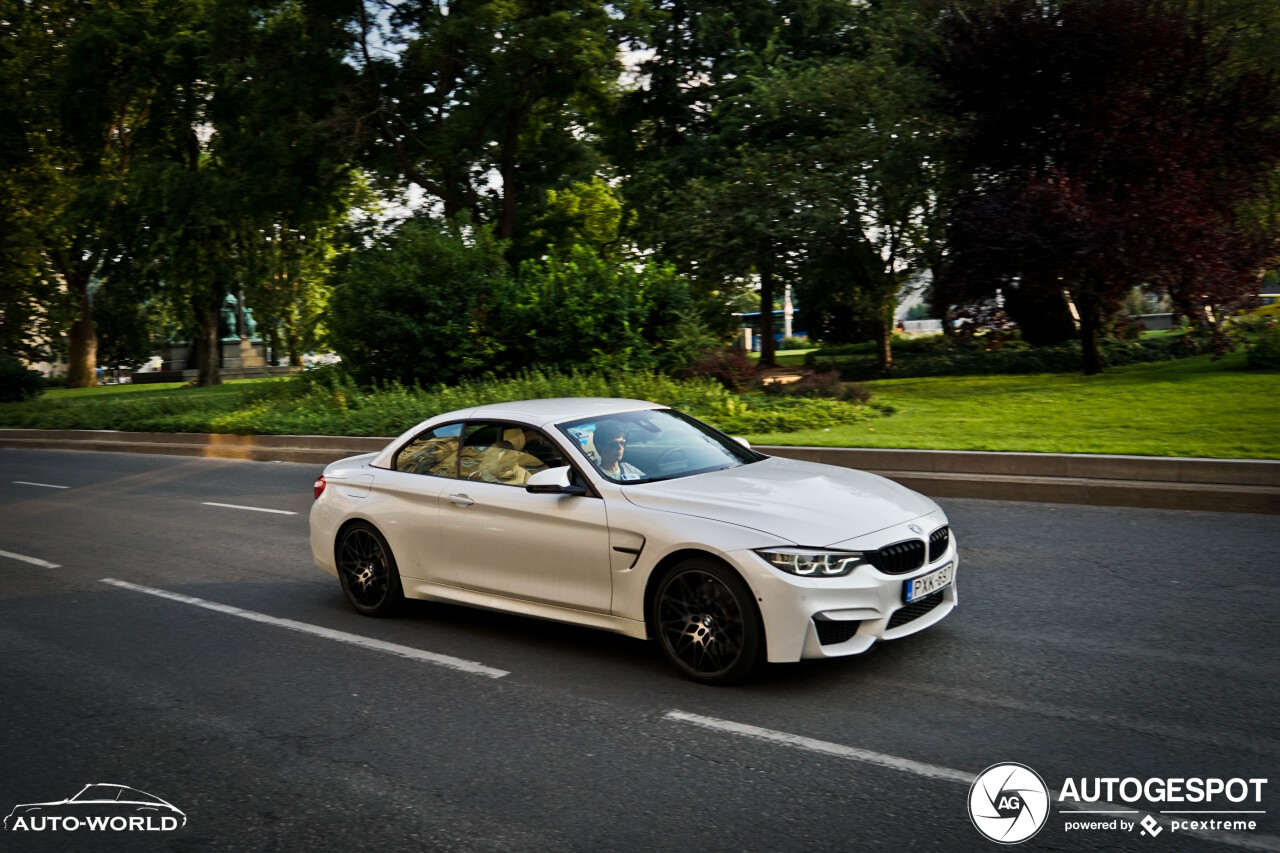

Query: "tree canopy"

xmin=2 ymin=0 xmax=1278 ymax=384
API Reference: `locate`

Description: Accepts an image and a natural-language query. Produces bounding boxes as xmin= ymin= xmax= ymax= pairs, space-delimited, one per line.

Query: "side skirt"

xmin=401 ymin=579 xmax=650 ymax=641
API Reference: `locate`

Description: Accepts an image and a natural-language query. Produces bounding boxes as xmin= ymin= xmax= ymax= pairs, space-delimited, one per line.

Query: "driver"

xmin=593 ymin=421 xmax=645 ymax=481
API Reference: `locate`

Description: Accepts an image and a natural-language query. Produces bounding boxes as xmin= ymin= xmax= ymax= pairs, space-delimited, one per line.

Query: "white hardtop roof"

xmin=459 ymin=397 xmax=663 ymax=427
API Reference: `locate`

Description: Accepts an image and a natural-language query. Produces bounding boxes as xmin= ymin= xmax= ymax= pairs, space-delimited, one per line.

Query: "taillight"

xmin=313 ymin=476 xmax=326 ymax=499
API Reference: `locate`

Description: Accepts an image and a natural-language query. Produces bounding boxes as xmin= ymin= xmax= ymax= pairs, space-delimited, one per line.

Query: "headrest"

xmin=502 ymin=427 xmax=527 ymax=451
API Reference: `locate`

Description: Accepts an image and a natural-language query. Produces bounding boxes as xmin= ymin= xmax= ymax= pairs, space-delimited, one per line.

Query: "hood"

xmin=621 ymin=456 xmax=938 ymax=546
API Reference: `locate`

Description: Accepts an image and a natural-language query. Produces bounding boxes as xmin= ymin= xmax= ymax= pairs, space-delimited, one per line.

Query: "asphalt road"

xmin=0 ymin=448 xmax=1276 ymax=853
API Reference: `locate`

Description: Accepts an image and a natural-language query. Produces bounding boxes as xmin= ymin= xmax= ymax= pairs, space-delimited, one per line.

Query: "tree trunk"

xmin=64 ymin=274 xmax=98 ymax=388
xmin=875 ymin=306 xmax=893 ymax=370
xmin=758 ymin=267 xmax=778 ymax=368
xmin=1078 ymin=302 xmax=1103 ymax=375
xmin=193 ymin=303 xmax=222 ymax=386
xmin=498 ymin=115 xmax=521 ymax=241
xmin=874 ymin=285 xmax=895 ymax=370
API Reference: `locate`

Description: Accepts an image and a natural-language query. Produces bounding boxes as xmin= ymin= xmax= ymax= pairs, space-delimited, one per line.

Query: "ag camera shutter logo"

xmin=968 ymin=763 xmax=1050 ymax=844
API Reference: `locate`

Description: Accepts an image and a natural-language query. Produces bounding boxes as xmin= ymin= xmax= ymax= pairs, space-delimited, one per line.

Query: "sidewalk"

xmin=1 ymin=429 xmax=1276 ymax=514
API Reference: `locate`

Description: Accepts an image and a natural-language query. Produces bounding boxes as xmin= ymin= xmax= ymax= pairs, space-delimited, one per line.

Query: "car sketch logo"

xmin=5 ymin=784 xmax=186 ymax=832
xmin=968 ymin=763 xmax=1050 ymax=844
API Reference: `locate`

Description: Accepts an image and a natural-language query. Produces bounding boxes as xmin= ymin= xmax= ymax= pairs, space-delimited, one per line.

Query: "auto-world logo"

xmin=4 ymin=784 xmax=186 ymax=832
xmin=969 ymin=763 xmax=1051 ymax=844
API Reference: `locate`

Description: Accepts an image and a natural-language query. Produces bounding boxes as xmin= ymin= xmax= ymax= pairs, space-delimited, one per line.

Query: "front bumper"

xmin=725 ymin=517 xmax=958 ymax=663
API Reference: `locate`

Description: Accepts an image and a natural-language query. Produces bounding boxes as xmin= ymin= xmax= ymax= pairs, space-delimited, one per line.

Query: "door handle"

xmin=447 ymin=493 xmax=474 ymax=506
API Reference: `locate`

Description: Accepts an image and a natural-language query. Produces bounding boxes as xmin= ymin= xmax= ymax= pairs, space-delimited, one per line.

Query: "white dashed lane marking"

xmin=202 ymin=502 xmax=297 ymax=516
xmin=664 ymin=711 xmax=1280 ymax=852
xmin=0 ymin=549 xmax=60 ymax=569
xmin=99 ymin=578 xmax=508 ymax=679
xmin=12 ymin=481 xmax=69 ymax=489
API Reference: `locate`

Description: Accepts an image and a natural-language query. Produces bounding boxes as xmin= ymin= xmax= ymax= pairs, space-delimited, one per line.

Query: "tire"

xmin=654 ymin=558 xmax=763 ymax=685
xmin=336 ymin=521 xmax=404 ymax=617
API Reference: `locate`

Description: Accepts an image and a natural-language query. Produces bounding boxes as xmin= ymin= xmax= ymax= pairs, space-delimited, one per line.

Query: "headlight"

xmin=755 ymin=548 xmax=866 ymax=577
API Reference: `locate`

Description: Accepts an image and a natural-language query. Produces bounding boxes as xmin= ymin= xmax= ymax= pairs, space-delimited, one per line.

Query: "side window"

xmin=458 ymin=422 xmax=570 ymax=486
xmin=394 ymin=423 xmax=463 ymax=477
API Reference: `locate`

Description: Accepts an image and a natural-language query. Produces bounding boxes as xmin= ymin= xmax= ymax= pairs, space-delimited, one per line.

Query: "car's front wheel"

xmin=654 ymin=559 xmax=762 ymax=685
xmin=336 ymin=521 xmax=403 ymax=617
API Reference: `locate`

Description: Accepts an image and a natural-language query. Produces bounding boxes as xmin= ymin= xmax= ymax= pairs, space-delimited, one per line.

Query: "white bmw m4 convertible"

xmin=310 ymin=398 xmax=957 ymax=684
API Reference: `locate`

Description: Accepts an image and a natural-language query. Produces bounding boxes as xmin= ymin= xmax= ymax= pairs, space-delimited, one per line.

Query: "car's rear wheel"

xmin=655 ymin=559 xmax=762 ymax=685
xmin=337 ymin=521 xmax=403 ymax=617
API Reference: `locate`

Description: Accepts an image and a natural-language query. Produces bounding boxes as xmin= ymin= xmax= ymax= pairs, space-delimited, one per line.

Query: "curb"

xmin=1 ymin=429 xmax=1277 ymax=515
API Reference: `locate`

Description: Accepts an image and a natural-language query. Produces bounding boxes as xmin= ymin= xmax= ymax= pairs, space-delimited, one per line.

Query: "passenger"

xmin=593 ymin=421 xmax=645 ymax=481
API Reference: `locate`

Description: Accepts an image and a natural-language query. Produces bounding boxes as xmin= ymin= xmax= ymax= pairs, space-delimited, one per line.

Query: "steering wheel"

xmin=655 ymin=447 xmax=689 ymax=472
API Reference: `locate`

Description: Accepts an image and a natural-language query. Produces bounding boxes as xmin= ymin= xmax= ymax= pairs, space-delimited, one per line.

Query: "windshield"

xmin=558 ymin=408 xmax=761 ymax=484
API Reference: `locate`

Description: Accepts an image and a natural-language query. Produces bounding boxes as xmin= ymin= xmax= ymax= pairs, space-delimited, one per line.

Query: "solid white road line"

xmin=202 ymin=502 xmax=297 ymax=516
xmin=665 ymin=710 xmax=1280 ymax=852
xmin=0 ymin=549 xmax=60 ymax=569
xmin=13 ymin=481 xmax=69 ymax=489
xmin=100 ymin=578 xmax=508 ymax=679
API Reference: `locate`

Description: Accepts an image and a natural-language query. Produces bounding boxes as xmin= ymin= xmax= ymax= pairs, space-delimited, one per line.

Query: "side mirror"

xmin=732 ymin=436 xmax=751 ymax=449
xmin=526 ymin=466 xmax=587 ymax=496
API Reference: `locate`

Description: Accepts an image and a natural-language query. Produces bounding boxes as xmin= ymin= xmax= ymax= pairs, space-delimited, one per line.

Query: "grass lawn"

xmin=741 ymin=352 xmax=1280 ymax=459
xmin=0 ymin=378 xmax=281 ymax=432
xmin=4 ymin=353 xmax=1275 ymax=458
xmin=749 ymin=348 xmax=817 ymax=367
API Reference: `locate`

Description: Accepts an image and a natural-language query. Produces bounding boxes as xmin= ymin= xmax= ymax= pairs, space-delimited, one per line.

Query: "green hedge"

xmin=810 ymin=334 xmax=1212 ymax=380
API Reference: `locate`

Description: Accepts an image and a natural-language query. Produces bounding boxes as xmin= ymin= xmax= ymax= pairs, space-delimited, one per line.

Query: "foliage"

xmin=0 ymin=0 xmax=360 ymax=387
xmin=762 ymin=371 xmax=872 ymax=404
xmin=676 ymin=350 xmax=760 ymax=392
xmin=325 ymin=219 xmax=719 ymax=385
xmin=512 ymin=244 xmax=719 ymax=374
xmin=817 ymin=333 xmax=1214 ymax=381
xmin=350 ymin=0 xmax=621 ymax=250
xmin=935 ymin=0 xmax=1280 ymax=373
xmin=0 ymin=369 xmax=878 ymax=437
xmin=326 ymin=219 xmax=517 ymax=386
xmin=532 ymin=177 xmax=627 ymax=260
xmin=0 ymin=355 xmax=45 ymax=403
xmin=91 ymin=279 xmax=158 ymax=372
xmin=1244 ymin=325 xmax=1280 ymax=369
xmin=618 ymin=1 xmax=957 ymax=370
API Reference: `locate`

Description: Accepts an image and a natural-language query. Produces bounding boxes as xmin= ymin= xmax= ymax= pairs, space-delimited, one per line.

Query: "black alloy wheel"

xmin=337 ymin=521 xmax=403 ymax=617
xmin=655 ymin=559 xmax=762 ymax=685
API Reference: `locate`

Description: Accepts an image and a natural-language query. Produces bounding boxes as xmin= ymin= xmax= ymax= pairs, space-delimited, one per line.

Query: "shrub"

xmin=0 ymin=356 xmax=45 ymax=403
xmin=513 ymin=245 xmax=717 ymax=373
xmin=326 ymin=221 xmax=719 ymax=385
xmin=677 ymin=350 xmax=759 ymax=391
xmin=1245 ymin=325 xmax=1280 ymax=369
xmin=779 ymin=336 xmax=811 ymax=350
xmin=762 ymin=370 xmax=871 ymax=403
xmin=326 ymin=218 xmax=518 ymax=387
xmin=825 ymin=333 xmax=1213 ymax=380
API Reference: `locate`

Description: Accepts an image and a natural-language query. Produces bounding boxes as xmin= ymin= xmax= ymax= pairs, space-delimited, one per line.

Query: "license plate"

xmin=905 ymin=562 xmax=953 ymax=602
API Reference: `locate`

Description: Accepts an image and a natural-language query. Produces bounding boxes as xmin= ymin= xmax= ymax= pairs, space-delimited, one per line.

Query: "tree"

xmin=105 ymin=0 xmax=361 ymax=385
xmin=935 ymin=0 xmax=1280 ymax=372
xmin=744 ymin=6 xmax=955 ymax=368
xmin=350 ymin=0 xmax=621 ymax=250
xmin=614 ymin=0 xmax=950 ymax=369
xmin=0 ymin=0 xmax=156 ymax=385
